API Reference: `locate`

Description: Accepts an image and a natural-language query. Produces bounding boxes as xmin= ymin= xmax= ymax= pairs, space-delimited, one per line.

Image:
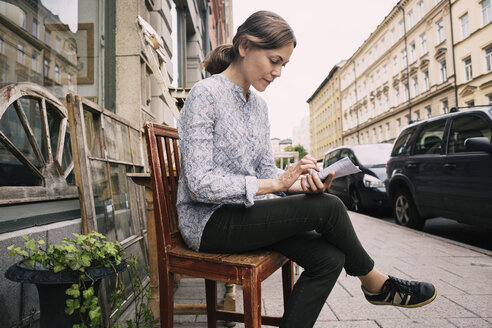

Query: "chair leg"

xmin=282 ymin=261 xmax=294 ymax=309
xmin=160 ymin=270 xmax=175 ymax=328
xmin=205 ymin=279 xmax=218 ymax=328
xmin=243 ymin=271 xmax=262 ymax=328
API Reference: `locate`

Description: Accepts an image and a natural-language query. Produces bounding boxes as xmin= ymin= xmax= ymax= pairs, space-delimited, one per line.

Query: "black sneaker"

xmin=362 ymin=276 xmax=436 ymax=308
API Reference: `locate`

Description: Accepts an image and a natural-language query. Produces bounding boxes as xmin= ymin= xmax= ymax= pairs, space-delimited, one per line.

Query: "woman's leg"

xmin=200 ymin=193 xmax=374 ymax=275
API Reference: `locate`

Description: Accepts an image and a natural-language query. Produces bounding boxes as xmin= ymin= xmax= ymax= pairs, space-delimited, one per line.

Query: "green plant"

xmin=8 ymin=232 xmax=125 ymax=328
xmin=110 ymin=256 xmax=154 ymax=328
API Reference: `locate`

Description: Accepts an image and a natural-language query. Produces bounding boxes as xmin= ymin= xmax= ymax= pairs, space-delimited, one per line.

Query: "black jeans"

xmin=199 ymin=193 xmax=375 ymax=328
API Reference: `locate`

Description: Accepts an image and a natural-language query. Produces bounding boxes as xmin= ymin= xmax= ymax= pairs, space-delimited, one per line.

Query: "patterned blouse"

xmin=177 ymin=74 xmax=283 ymax=251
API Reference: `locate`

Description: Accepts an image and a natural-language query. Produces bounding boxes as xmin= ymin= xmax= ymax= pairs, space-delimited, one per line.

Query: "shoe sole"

xmin=368 ymin=284 xmax=437 ymax=308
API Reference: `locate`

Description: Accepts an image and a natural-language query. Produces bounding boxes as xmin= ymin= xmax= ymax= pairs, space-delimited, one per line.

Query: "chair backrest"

xmin=145 ymin=122 xmax=182 ymax=251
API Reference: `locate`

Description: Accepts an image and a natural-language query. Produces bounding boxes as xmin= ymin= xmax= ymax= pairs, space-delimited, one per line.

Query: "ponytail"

xmin=202 ymin=44 xmax=236 ymax=75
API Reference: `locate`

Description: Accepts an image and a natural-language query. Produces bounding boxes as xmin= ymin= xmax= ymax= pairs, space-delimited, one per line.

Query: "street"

xmin=370 ymin=211 xmax=492 ymax=252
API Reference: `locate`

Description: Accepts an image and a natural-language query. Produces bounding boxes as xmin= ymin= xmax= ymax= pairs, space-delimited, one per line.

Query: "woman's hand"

xmin=277 ymin=155 xmax=319 ymax=192
xmin=300 ymin=170 xmax=335 ymax=194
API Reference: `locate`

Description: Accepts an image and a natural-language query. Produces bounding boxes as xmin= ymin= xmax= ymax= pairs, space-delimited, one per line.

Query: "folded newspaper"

xmin=304 ymin=157 xmax=361 ymax=188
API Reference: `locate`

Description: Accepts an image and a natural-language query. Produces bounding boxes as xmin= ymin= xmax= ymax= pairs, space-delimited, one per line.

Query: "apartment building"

xmin=452 ymin=0 xmax=492 ymax=107
xmin=340 ymin=0 xmax=457 ymax=145
xmin=307 ymin=61 xmax=345 ymax=161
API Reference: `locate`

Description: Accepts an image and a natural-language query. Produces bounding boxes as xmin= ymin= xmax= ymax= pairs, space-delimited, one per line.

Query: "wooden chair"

xmin=144 ymin=122 xmax=294 ymax=327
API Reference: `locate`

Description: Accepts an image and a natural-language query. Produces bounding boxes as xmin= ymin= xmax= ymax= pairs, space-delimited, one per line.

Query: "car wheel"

xmin=349 ymin=188 xmax=363 ymax=212
xmin=393 ymin=189 xmax=424 ymax=230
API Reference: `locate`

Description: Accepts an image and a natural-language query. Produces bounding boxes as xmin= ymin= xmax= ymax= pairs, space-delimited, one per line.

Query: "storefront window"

xmin=0 ymin=0 xmax=112 ymax=106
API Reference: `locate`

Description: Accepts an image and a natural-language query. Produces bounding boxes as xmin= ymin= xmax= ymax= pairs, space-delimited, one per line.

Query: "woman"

xmin=177 ymin=11 xmax=436 ymax=328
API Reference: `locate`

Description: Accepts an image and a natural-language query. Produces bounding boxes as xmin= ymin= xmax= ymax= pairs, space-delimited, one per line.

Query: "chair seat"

xmin=168 ymin=243 xmax=290 ymax=284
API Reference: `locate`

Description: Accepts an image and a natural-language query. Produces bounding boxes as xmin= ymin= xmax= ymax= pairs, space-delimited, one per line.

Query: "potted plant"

xmin=5 ymin=231 xmax=126 ymax=328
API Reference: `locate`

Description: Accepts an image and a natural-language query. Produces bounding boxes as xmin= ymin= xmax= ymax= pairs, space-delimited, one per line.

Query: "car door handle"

xmin=405 ymin=163 xmax=417 ymax=169
xmin=443 ymin=163 xmax=456 ymax=169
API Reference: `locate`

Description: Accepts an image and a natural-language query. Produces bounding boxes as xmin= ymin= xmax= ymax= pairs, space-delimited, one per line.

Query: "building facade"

xmin=340 ymin=0 xmax=457 ymax=146
xmin=307 ymin=61 xmax=345 ymax=161
xmin=452 ymin=0 xmax=492 ymax=107
xmin=0 ymin=0 xmax=231 ymax=326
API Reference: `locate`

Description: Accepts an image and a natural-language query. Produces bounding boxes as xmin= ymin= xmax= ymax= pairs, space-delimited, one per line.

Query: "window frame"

xmin=436 ymin=18 xmax=445 ymax=44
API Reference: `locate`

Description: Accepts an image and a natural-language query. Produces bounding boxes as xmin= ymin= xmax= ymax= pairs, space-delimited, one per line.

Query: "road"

xmin=367 ymin=211 xmax=492 ymax=252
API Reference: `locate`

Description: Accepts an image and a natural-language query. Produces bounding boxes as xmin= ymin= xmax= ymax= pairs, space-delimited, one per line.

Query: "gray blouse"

xmin=177 ymin=74 xmax=282 ymax=251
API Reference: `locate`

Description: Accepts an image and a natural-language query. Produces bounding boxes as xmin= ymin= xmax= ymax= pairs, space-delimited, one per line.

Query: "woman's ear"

xmin=237 ymin=38 xmax=249 ymax=57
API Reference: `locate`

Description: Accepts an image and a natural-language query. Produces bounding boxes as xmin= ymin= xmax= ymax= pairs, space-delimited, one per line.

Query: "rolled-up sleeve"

xmin=178 ymin=84 xmax=258 ymax=206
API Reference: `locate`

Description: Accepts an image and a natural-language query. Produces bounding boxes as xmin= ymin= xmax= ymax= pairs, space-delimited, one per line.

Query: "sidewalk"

xmin=172 ymin=211 xmax=492 ymax=327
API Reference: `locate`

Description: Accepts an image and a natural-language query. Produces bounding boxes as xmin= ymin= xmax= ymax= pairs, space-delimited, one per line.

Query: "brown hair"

xmin=202 ymin=11 xmax=297 ymax=75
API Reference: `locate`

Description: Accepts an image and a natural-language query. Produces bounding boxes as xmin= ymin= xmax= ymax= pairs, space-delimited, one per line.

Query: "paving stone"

xmin=314 ymin=320 xmax=380 ymax=328
xmin=376 ymin=318 xmax=456 ymax=327
xmin=444 ymin=295 xmax=492 ymax=318
xmin=327 ymin=296 xmax=406 ymax=320
xmin=447 ymin=317 xmax=492 ymax=327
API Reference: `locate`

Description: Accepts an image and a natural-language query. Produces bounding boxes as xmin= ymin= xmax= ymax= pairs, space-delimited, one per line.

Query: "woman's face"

xmin=238 ymin=41 xmax=294 ymax=92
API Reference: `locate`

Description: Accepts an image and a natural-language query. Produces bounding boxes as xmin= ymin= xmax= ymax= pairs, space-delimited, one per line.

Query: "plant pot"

xmin=5 ymin=260 xmax=126 ymax=328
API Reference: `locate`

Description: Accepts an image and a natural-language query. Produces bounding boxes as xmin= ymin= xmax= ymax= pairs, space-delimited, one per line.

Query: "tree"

xmin=275 ymin=144 xmax=308 ymax=168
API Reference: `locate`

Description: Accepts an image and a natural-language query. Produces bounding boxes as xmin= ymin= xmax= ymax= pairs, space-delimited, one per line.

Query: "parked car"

xmin=386 ymin=107 xmax=492 ymax=230
xmin=322 ymin=144 xmax=393 ymax=212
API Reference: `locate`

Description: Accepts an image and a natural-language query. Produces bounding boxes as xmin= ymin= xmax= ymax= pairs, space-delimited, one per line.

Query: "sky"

xmin=232 ymin=0 xmax=398 ymax=139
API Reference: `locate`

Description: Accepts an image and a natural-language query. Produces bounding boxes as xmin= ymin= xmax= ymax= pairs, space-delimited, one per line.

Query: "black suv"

xmin=386 ymin=107 xmax=492 ymax=229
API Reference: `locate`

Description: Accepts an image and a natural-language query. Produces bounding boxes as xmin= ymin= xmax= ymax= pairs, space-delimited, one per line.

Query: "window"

xmin=460 ymin=13 xmax=469 ymax=40
xmin=395 ymin=86 xmax=400 ymax=105
xmin=448 ymin=115 xmax=492 ymax=153
xmin=488 ymin=94 xmax=492 ymax=104
xmin=401 ymin=49 xmax=407 ymax=70
xmin=464 ymin=57 xmax=473 ymax=81
xmin=441 ymin=98 xmax=449 ymax=114
xmin=408 ymin=10 xmax=414 ymax=29
xmin=410 ymin=42 xmax=417 ymax=63
xmin=397 ymin=118 xmax=402 ymax=133
xmin=483 ymin=0 xmax=491 ymax=26
xmin=0 ymin=37 xmax=4 ymax=54
xmin=45 ymin=30 xmax=51 ymax=45
xmin=404 ymin=83 xmax=409 ymax=101
xmin=399 ymin=20 xmax=405 ymax=37
xmin=17 ymin=44 xmax=25 ymax=64
xmin=485 ymin=45 xmax=492 ymax=72
xmin=415 ymin=110 xmax=420 ymax=121
xmin=426 ymin=106 xmax=432 ymax=118
xmin=55 ymin=36 xmax=61 ymax=52
xmin=55 ymin=64 xmax=60 ymax=83
xmin=439 ymin=59 xmax=447 ymax=82
xmin=68 ymin=73 xmax=73 ymax=91
xmin=420 ymin=33 xmax=427 ymax=54
xmin=31 ymin=52 xmax=39 ymax=72
xmin=383 ymin=65 xmax=388 ymax=81
xmin=385 ymin=93 xmax=390 ymax=109
xmin=466 ymin=100 xmax=475 ymax=107
xmin=379 ymin=125 xmax=383 ymax=141
xmin=418 ymin=1 xmax=425 ymax=20
xmin=413 ymin=76 xmax=419 ymax=96
xmin=392 ymin=127 xmax=415 ymax=156
xmin=393 ymin=56 xmax=398 ymax=73
xmin=391 ymin=28 xmax=396 ymax=44
xmin=32 ymin=19 xmax=38 ymax=38
xmin=19 ymin=8 xmax=26 ymax=29
xmin=414 ymin=120 xmax=446 ymax=155
xmin=423 ymin=70 xmax=429 ymax=91
xmin=43 ymin=59 xmax=49 ymax=76
xmin=386 ymin=123 xmax=390 ymax=140
xmin=381 ymin=38 xmax=385 ymax=52
xmin=436 ymin=19 xmax=445 ymax=43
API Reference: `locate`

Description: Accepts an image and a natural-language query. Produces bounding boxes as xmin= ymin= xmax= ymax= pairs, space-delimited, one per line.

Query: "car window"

xmin=414 ymin=120 xmax=446 ymax=155
xmin=324 ymin=150 xmax=340 ymax=168
xmin=447 ymin=115 xmax=492 ymax=153
xmin=391 ymin=128 xmax=415 ymax=156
